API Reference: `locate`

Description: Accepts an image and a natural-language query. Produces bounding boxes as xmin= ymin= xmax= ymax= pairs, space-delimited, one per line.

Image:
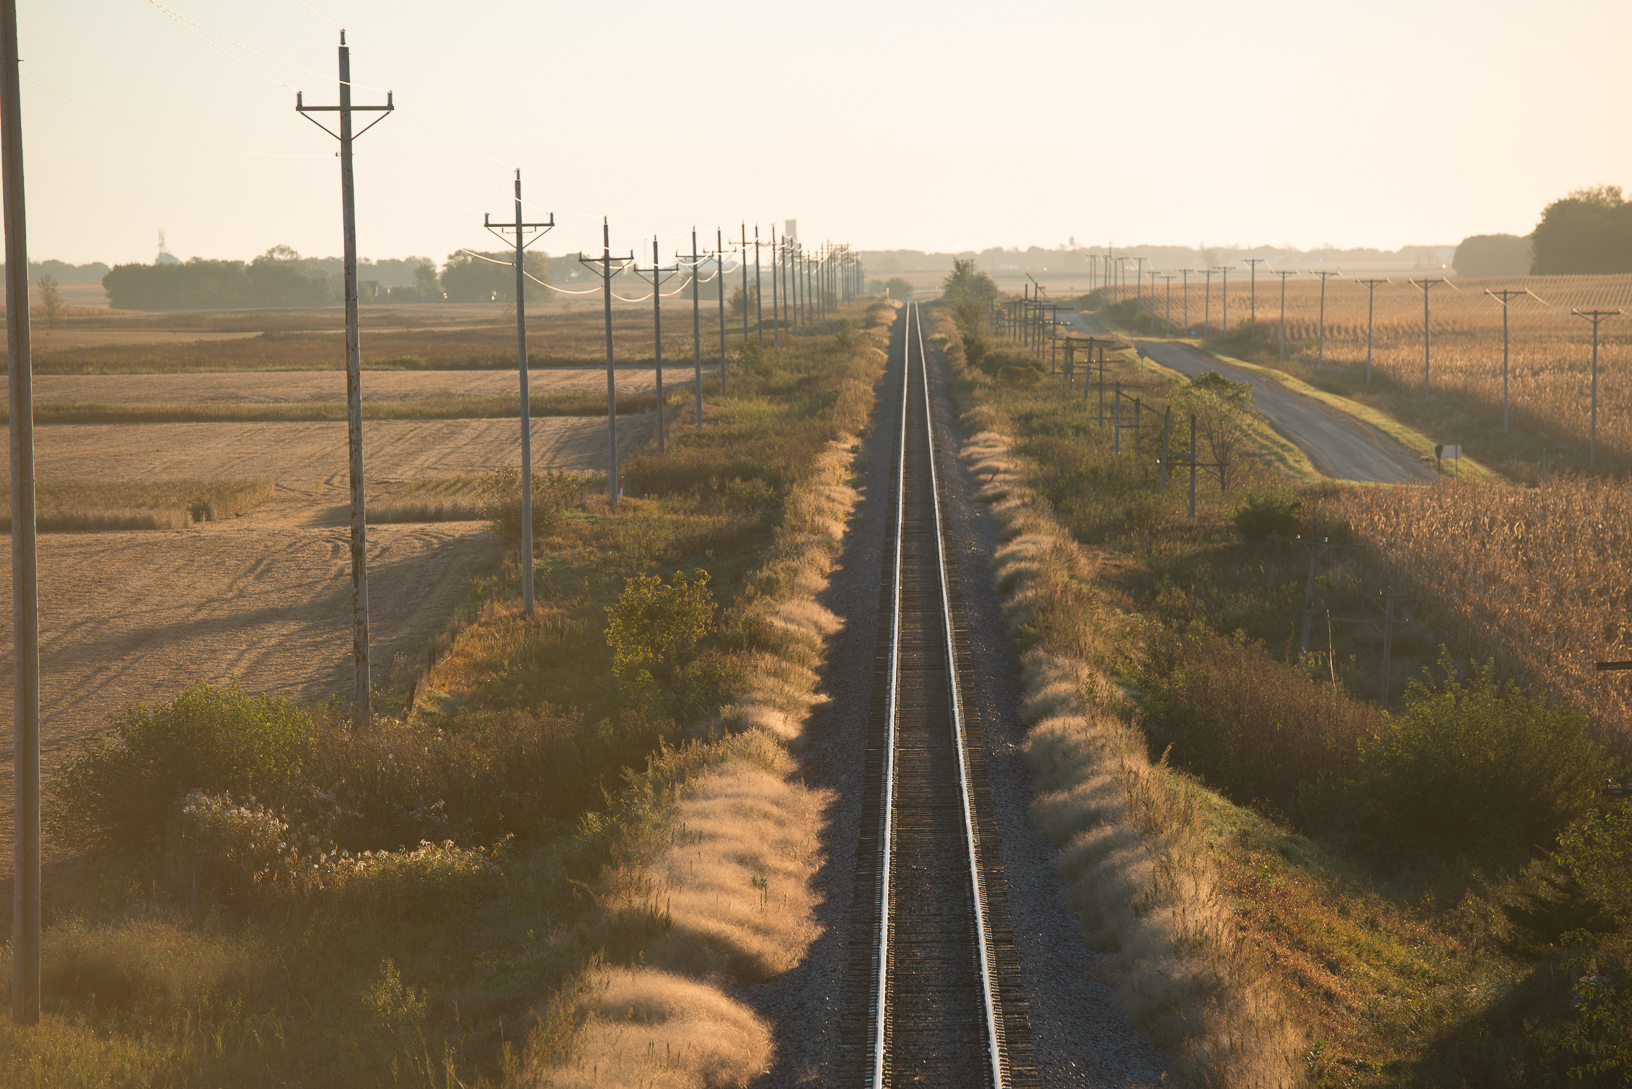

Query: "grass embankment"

xmin=0 ymin=302 xmax=894 ymax=1088
xmin=937 ymin=292 xmax=1632 ymax=1087
xmin=0 ymin=478 xmax=273 ymax=531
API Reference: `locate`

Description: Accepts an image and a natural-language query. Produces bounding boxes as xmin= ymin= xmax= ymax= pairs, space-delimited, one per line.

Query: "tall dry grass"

xmin=0 ymin=477 xmax=272 ymax=531
xmin=523 ymin=309 xmax=892 ymax=1088
xmin=1321 ymin=476 xmax=1632 ymax=760
xmin=944 ymin=309 xmax=1302 ymax=1086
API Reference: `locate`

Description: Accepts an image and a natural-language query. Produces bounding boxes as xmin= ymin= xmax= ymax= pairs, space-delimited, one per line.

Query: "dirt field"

xmin=0 ymin=519 xmax=501 ymax=868
xmin=32 ymin=367 xmax=684 ymax=404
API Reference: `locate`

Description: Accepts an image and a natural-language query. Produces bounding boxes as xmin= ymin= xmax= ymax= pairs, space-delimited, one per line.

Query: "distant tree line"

xmin=1529 ymin=185 xmax=1632 ymax=275
xmin=103 ymin=247 xmax=338 ymax=310
xmin=1 ymin=259 xmax=112 ymax=283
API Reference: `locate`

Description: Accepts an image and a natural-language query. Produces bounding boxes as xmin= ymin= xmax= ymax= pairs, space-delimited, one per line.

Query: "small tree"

xmin=413 ymin=259 xmax=441 ymax=301
xmin=37 ymin=273 xmax=63 ymax=327
xmin=728 ymin=283 xmax=758 ymax=318
xmin=1178 ymin=370 xmax=1261 ymax=493
xmin=604 ymin=570 xmax=715 ymax=682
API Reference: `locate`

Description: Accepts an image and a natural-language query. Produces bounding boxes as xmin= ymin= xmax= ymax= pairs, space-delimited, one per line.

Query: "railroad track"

xmin=841 ymin=303 xmax=1038 ymax=1087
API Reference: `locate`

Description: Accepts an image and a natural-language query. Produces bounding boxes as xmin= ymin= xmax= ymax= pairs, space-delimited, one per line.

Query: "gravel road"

xmin=738 ymin=310 xmax=1167 ymax=1086
xmin=1056 ymin=311 xmax=1433 ymax=484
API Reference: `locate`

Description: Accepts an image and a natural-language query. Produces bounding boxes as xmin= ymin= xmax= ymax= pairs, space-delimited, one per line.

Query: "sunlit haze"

xmin=14 ymin=0 xmax=1632 ymax=265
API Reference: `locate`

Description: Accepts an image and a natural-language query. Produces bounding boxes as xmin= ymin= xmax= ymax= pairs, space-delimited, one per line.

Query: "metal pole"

xmin=513 ymin=172 xmax=534 ymax=615
xmin=716 ymin=228 xmax=727 ymax=395
xmin=689 ymin=228 xmax=702 ymax=426
xmin=337 ymin=38 xmax=370 ymax=723
xmin=1188 ymin=414 xmax=1197 ymax=519
xmin=1160 ymin=407 xmax=1170 ymax=489
xmin=602 ymin=219 xmax=618 ymax=502
xmin=2 ymin=0 xmax=40 ymax=1024
xmin=754 ymin=224 xmax=764 ymax=347
xmin=1380 ymin=587 xmax=1393 ymax=707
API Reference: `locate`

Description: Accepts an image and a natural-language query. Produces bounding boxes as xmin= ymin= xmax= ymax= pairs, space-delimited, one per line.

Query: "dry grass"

xmin=11 ymin=390 xmax=673 ymax=425
xmin=943 ymin=307 xmax=1302 ymax=1086
xmin=524 ymin=311 xmax=891 ymax=1087
xmin=369 ymin=474 xmax=487 ymax=525
xmin=0 ymin=477 xmax=273 ymax=532
xmin=1320 ymin=475 xmax=1632 ymax=759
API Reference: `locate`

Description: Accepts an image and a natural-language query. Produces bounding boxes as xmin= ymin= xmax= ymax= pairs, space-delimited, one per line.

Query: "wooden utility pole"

xmin=297 ymin=31 xmax=392 ymax=724
xmin=680 ymin=228 xmax=705 ymax=428
xmin=1272 ymin=269 xmax=1298 ymax=363
xmin=767 ymin=225 xmax=780 ymax=349
xmin=737 ymin=222 xmax=750 ymax=343
xmin=1219 ymin=265 xmax=1229 ymax=338
xmin=635 ymin=237 xmax=678 ymax=455
xmin=710 ymin=228 xmax=730 ymax=394
xmin=1486 ymin=288 xmax=1525 ymax=433
xmin=578 ymin=219 xmax=634 ymax=502
xmin=3 ymin=0 xmax=40 ymax=1025
xmin=1243 ymin=257 xmax=1265 ymax=340
xmin=1355 ymin=278 xmax=1388 ymax=384
xmin=754 ymin=224 xmax=765 ymax=347
xmin=1203 ymin=267 xmax=1214 ymax=336
xmin=1178 ymin=268 xmax=1195 ymax=334
xmin=1409 ymin=277 xmax=1446 ymax=396
xmin=1573 ymin=308 xmax=1621 ymax=471
xmin=483 ymin=170 xmax=552 ymax=618
xmin=1310 ymin=270 xmax=1340 ymax=370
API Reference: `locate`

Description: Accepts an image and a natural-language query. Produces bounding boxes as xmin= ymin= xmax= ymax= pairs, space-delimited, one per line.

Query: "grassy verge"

xmin=0 ymin=478 xmax=273 ymax=532
xmin=941 ymin=297 xmax=1632 ymax=1087
xmin=1 ymin=303 xmax=894 ymax=1088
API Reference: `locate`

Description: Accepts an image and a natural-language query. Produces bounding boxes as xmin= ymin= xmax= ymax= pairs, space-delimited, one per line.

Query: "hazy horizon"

xmin=9 ymin=0 xmax=1630 ymax=265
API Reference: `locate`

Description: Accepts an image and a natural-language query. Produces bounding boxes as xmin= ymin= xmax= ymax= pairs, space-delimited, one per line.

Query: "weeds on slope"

xmin=6 ymin=303 xmax=893 ymax=1089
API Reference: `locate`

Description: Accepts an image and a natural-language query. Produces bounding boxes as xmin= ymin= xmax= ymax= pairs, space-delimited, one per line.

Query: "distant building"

xmin=785 ymin=219 xmax=797 ymax=241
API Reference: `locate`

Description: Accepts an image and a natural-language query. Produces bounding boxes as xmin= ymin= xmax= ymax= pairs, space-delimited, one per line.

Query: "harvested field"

xmin=31 ymin=366 xmax=683 ymax=404
xmin=31 ymin=415 xmax=645 ymax=516
xmin=0 ymin=519 xmax=501 ymax=873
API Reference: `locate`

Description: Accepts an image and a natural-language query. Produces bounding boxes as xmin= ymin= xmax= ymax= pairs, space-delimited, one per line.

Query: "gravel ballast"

xmin=737 ymin=310 xmax=1168 ymax=1086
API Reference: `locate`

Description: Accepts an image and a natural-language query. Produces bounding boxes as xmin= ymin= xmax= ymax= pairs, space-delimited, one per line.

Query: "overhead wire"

xmin=22 ymin=75 xmax=327 ymax=159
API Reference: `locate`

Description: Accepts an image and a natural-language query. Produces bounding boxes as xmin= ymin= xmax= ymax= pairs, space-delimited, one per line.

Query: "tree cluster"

xmin=1530 ymin=185 xmax=1632 ymax=274
xmin=103 ymin=246 xmax=336 ymax=310
xmin=438 ymin=250 xmax=551 ymax=304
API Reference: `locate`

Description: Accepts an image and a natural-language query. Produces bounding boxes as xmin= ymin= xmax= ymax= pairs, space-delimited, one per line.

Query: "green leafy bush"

xmin=174 ymin=790 xmax=296 ymax=904
xmin=1232 ymin=491 xmax=1303 ymax=542
xmin=50 ymin=681 xmax=317 ymax=851
xmin=477 ymin=463 xmax=587 ymax=542
xmin=975 ymin=347 xmax=1043 ymax=379
xmin=1356 ymin=654 xmax=1612 ymax=856
xmin=1552 ymin=800 xmax=1632 ymax=1080
xmin=998 ymin=364 xmax=1042 ymax=388
xmin=605 ymin=569 xmax=715 ymax=681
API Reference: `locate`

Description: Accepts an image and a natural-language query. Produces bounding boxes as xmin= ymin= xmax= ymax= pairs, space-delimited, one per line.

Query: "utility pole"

xmin=1310 ymin=270 xmax=1339 ymax=369
xmin=737 ymin=221 xmax=750 ymax=343
xmin=680 ymin=228 xmax=705 ymax=429
xmin=1356 ymin=278 xmax=1388 ymax=384
xmin=1161 ymin=273 xmax=1175 ymax=334
xmin=1203 ymin=267 xmax=1214 ymax=336
xmin=1243 ymin=257 xmax=1265 ymax=341
xmin=754 ymin=224 xmax=765 ymax=347
xmin=1135 ymin=255 xmax=1146 ymax=318
xmin=1219 ymin=266 xmax=1230 ymax=339
xmin=1272 ymin=269 xmax=1298 ymax=363
xmin=1178 ymin=269 xmax=1195 ymax=333
xmin=1409 ymin=278 xmax=1446 ymax=396
xmin=1147 ymin=268 xmax=1160 ymax=331
xmin=1487 ymin=288 xmax=1526 ymax=433
xmin=635 ymin=237 xmax=678 ymax=455
xmin=1573 ymin=308 xmax=1621 ymax=471
xmin=297 ymin=30 xmax=392 ymax=725
xmin=769 ymin=223 xmax=780 ymax=348
xmin=3 ymin=0 xmax=40 ymax=1025
xmin=578 ymin=219 xmax=634 ymax=503
xmin=482 ymin=170 xmax=552 ymax=619
xmin=711 ymin=228 xmax=731 ymax=394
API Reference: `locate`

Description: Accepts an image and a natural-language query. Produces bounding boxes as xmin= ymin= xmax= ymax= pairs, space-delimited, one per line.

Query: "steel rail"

xmin=867 ymin=302 xmax=1005 ymax=1087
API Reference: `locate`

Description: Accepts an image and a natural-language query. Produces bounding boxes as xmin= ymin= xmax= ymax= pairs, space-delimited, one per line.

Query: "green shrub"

xmin=478 ymin=464 xmax=587 ymax=542
xmin=975 ymin=346 xmax=1043 ymax=378
xmin=605 ymin=569 xmax=715 ymax=681
xmin=1233 ymin=491 xmax=1303 ymax=541
xmin=50 ymin=681 xmax=317 ymax=851
xmin=998 ymin=364 xmax=1042 ymax=388
xmin=174 ymin=790 xmax=296 ymax=904
xmin=1355 ymin=654 xmax=1612 ymax=856
xmin=1140 ymin=632 xmax=1383 ymax=823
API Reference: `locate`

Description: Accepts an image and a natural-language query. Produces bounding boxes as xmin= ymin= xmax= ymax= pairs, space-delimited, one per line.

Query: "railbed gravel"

xmin=736 ymin=312 xmax=1168 ymax=1086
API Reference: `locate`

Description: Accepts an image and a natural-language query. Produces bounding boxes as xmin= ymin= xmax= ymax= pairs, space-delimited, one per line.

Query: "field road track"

xmin=1056 ymin=311 xmax=1433 ymax=484
xmin=838 ymin=302 xmax=1037 ymax=1087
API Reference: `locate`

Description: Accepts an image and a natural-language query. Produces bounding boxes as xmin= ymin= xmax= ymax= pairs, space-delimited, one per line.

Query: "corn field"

xmin=1321 ymin=477 xmax=1632 ymax=757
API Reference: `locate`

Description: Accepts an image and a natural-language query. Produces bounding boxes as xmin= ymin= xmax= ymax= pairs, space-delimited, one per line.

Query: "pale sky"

xmin=13 ymin=0 xmax=1632 ymax=266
